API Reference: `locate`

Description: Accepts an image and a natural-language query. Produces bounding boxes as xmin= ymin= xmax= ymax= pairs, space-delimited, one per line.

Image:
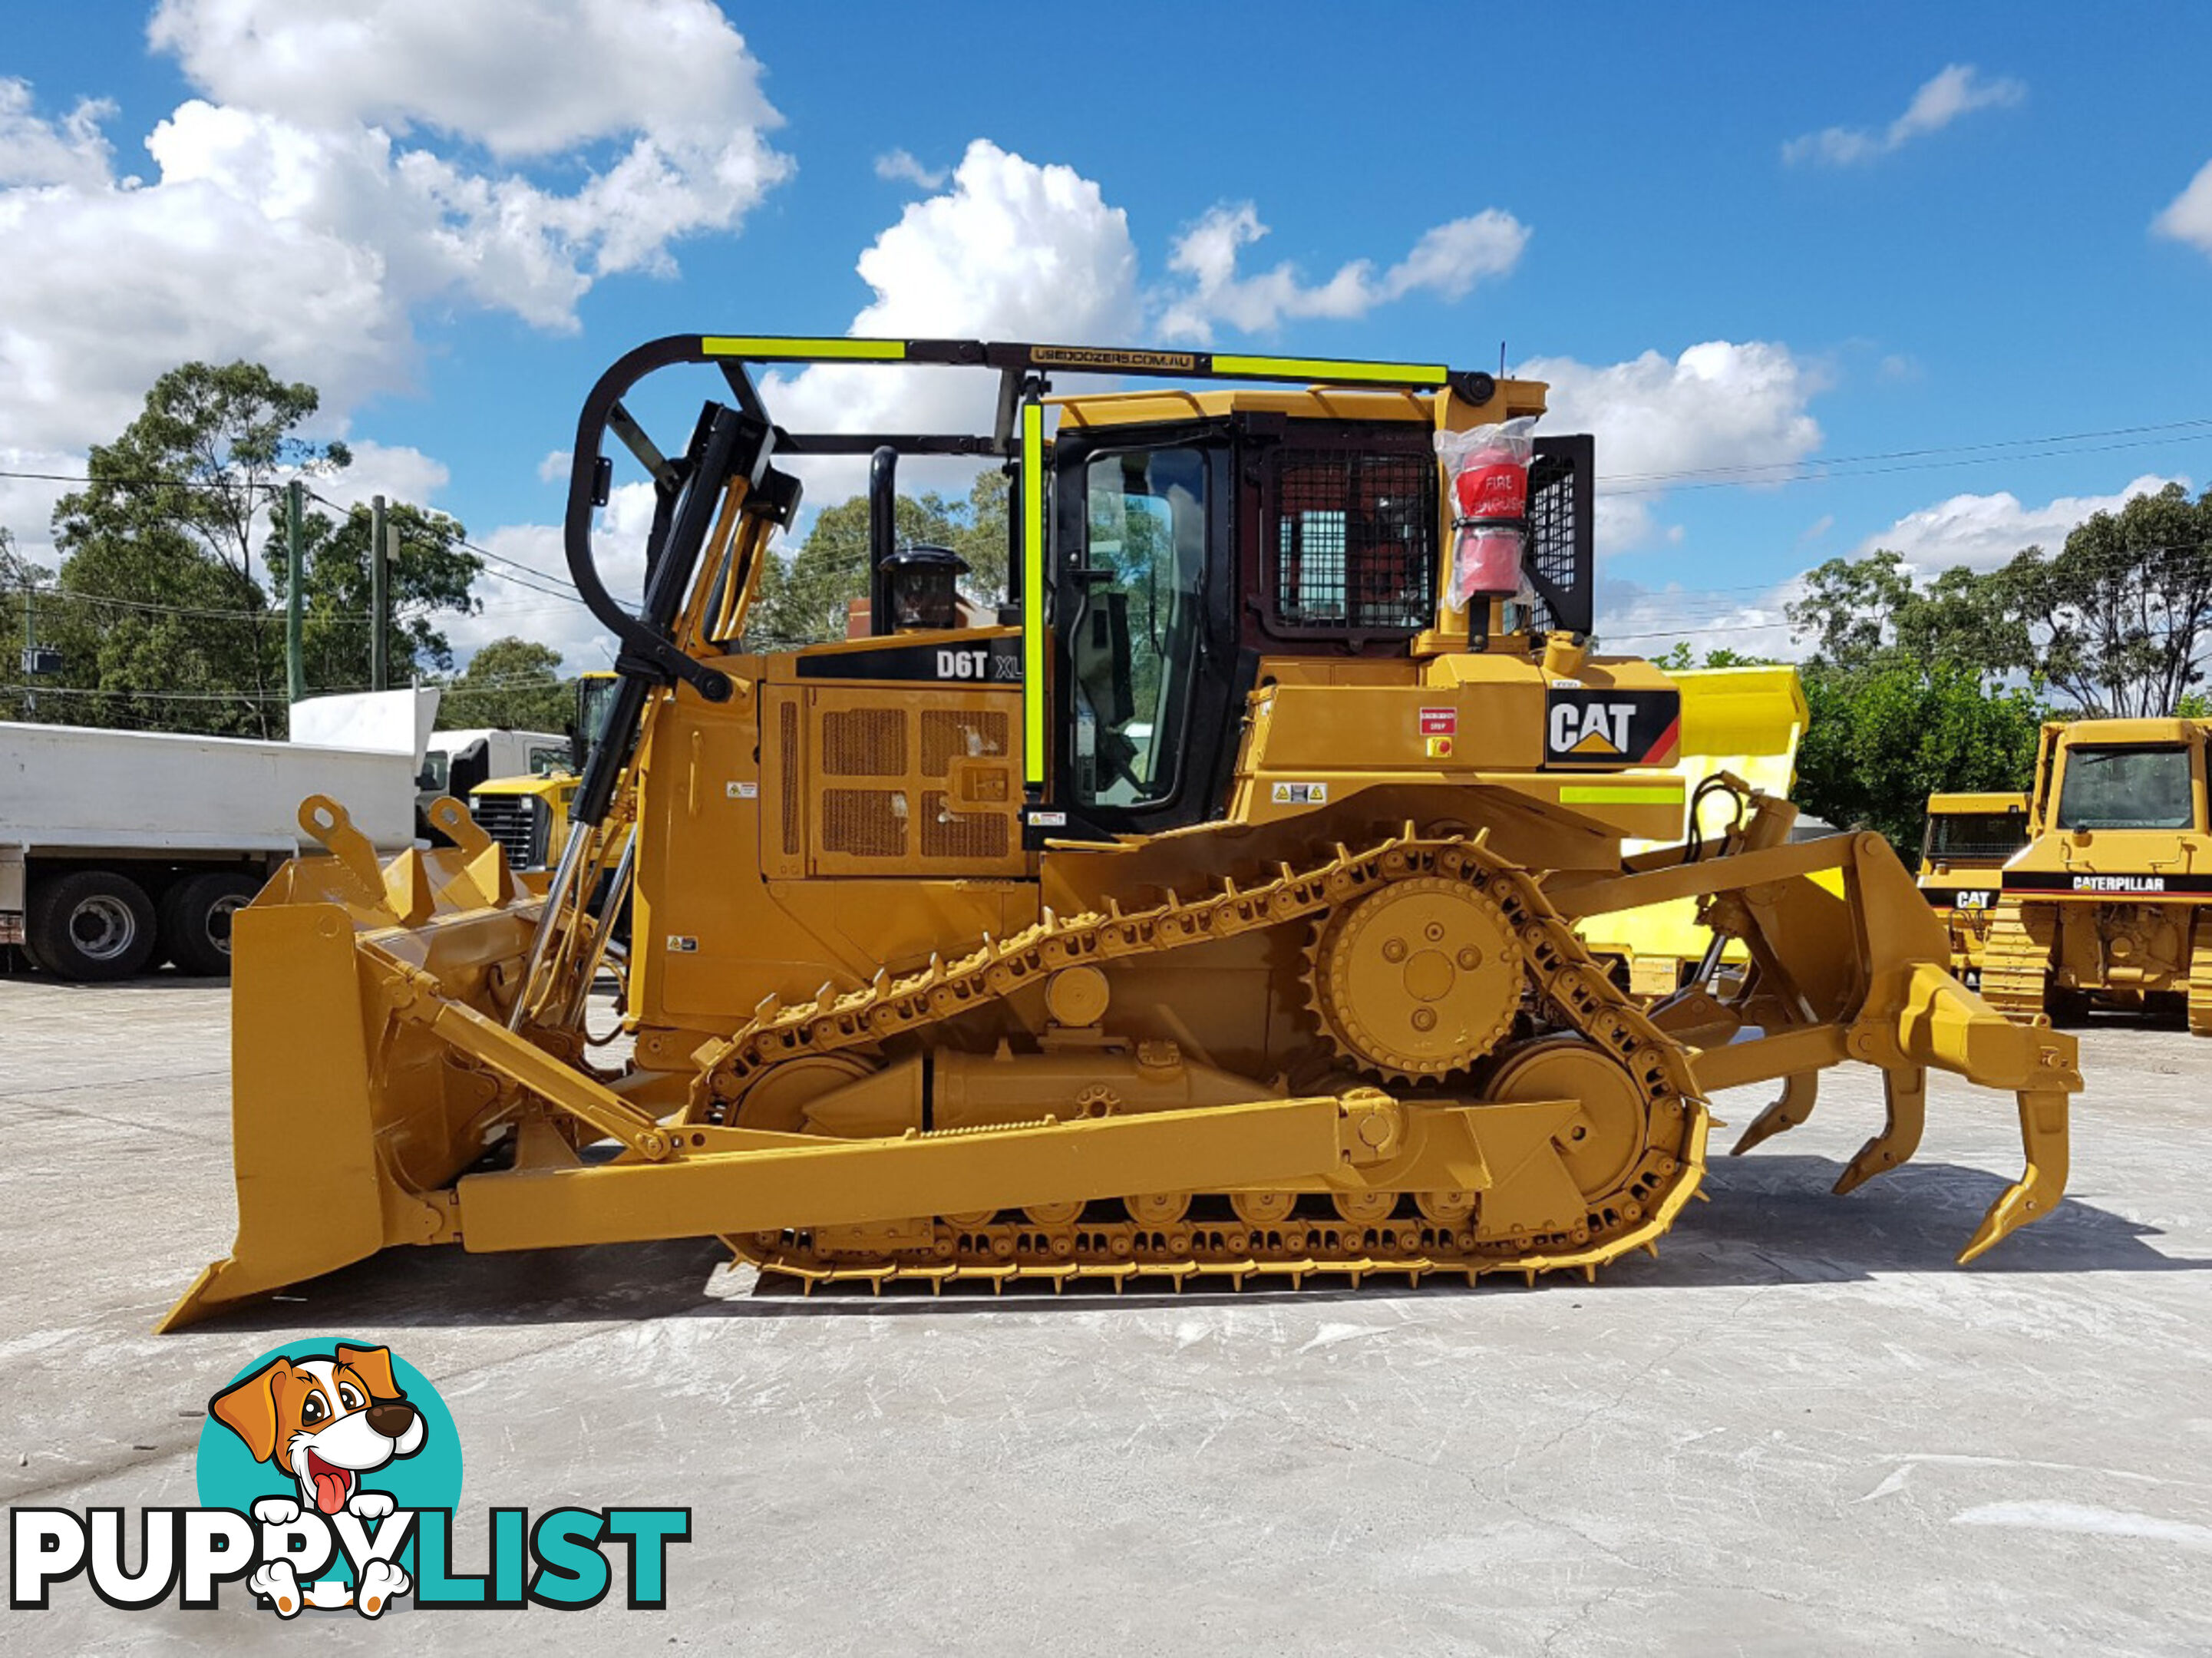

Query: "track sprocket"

xmin=1304 ymin=875 xmax=1522 ymax=1082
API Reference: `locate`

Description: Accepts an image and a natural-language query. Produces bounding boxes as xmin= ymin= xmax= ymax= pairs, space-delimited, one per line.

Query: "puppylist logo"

xmin=11 ymin=1339 xmax=688 ymax=1619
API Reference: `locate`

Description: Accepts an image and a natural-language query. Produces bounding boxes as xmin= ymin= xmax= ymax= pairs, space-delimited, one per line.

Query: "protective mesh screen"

xmin=1271 ymin=450 xmax=1435 ymax=632
xmin=1524 ymin=449 xmax=1583 ymax=635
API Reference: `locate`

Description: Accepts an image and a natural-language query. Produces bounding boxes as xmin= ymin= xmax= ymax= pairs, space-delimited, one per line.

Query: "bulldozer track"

xmin=688 ymin=830 xmax=1709 ymax=1293
xmin=1979 ymin=902 xmax=2053 ymax=1022
xmin=2188 ymin=915 xmax=2212 ymax=1038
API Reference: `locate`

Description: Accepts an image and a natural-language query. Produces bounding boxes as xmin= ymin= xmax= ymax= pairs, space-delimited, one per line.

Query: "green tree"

xmin=49 ymin=361 xmax=350 ymax=735
xmin=1654 ymin=642 xmax=1777 ymax=672
xmin=438 ymin=636 xmax=571 ymax=732
xmin=1788 ymin=484 xmax=2212 ymax=716
xmin=748 ymin=491 xmax=936 ymax=649
xmin=268 ymin=500 xmax=482 ymax=692
xmin=745 ymin=472 xmax=1015 ymax=651
xmin=0 ymin=530 xmax=61 ymax=722
xmin=952 ymin=467 xmax=1012 ymax=602
xmin=1794 ymin=662 xmax=2045 ymax=859
xmin=1785 ymin=550 xmax=1918 ymax=672
xmin=1993 ymin=483 xmax=2212 ymax=717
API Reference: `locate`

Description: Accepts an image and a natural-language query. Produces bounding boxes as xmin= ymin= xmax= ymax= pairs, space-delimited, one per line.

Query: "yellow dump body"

xmin=1576 ymin=666 xmax=1810 ymax=996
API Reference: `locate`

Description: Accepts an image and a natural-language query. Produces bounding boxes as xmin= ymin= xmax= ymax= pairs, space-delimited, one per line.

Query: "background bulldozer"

xmin=1917 ymin=791 xmax=2031 ymax=986
xmin=1983 ymin=717 xmax=2212 ymax=1031
xmin=164 ymin=335 xmax=2078 ymax=1329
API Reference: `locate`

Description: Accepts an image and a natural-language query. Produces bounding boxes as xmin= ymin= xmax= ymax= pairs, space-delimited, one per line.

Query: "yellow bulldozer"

xmin=163 ymin=335 xmax=2078 ymax=1329
xmin=1983 ymin=717 xmax=2212 ymax=1032
xmin=1917 ymin=791 xmax=2031 ymax=984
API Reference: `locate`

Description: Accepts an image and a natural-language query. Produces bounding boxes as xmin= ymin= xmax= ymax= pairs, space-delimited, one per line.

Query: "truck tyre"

xmin=159 ymin=872 xmax=262 ymax=977
xmin=26 ymin=869 xmax=159 ymax=982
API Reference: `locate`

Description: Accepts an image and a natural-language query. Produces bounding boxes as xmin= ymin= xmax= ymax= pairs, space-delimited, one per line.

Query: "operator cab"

xmin=1045 ymin=394 xmax=1592 ymax=841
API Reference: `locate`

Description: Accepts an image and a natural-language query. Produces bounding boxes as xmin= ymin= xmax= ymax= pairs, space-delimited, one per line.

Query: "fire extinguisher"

xmin=1436 ymin=417 xmax=1537 ymax=623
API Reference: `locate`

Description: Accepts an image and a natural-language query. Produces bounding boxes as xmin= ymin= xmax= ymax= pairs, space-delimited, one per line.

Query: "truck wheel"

xmin=26 ymin=869 xmax=159 ymax=982
xmin=160 ymin=872 xmax=262 ymax=977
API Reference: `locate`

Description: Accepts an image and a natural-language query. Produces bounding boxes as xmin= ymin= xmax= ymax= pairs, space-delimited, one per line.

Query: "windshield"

xmin=1072 ymin=448 xmax=1208 ymax=810
xmin=1926 ymin=810 xmax=2029 ymax=862
xmin=2056 ymin=745 xmax=2196 ymax=831
xmin=527 ymin=745 xmax=571 ymax=777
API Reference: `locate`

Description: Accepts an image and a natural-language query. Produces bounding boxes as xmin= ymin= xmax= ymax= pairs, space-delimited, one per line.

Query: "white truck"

xmin=0 ymin=689 xmax=439 ymax=982
xmin=419 ymin=728 xmax=573 ymax=804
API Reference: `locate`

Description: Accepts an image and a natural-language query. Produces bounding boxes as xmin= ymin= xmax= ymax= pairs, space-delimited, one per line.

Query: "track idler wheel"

xmin=1485 ymin=1037 xmax=1650 ymax=1200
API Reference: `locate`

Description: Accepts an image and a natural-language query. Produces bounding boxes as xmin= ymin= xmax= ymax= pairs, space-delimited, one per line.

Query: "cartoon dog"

xmin=210 ymin=1343 xmax=424 ymax=1617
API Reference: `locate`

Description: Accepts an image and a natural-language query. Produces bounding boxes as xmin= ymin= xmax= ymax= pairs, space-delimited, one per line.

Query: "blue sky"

xmin=4 ymin=1 xmax=2210 ymax=666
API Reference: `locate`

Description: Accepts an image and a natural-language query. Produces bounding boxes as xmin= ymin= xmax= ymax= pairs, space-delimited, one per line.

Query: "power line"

xmin=1593 ymin=415 xmax=2212 ymax=487
xmin=0 ymin=467 xmax=299 ymax=492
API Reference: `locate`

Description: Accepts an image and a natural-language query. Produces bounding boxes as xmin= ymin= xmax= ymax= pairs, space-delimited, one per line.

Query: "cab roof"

xmin=1053 ymin=378 xmax=1550 ymax=431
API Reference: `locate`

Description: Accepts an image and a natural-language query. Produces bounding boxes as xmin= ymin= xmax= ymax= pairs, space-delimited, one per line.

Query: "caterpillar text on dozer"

xmin=162 ymin=335 xmax=2078 ymax=1328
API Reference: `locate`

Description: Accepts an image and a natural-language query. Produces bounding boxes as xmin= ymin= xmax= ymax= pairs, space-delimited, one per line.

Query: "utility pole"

xmin=21 ymin=583 xmax=34 ymax=721
xmin=370 ymin=494 xmax=389 ymax=692
xmin=286 ymin=480 xmax=305 ymax=705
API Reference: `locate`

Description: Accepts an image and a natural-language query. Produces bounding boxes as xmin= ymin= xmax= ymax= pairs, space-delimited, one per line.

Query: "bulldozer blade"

xmin=160 ymin=902 xmax=391 ymax=1332
xmin=1958 ymin=1090 xmax=2072 ymax=1265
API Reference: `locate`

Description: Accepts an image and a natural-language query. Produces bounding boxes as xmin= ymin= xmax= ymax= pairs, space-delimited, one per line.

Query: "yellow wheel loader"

xmin=1917 ymin=791 xmax=2030 ymax=984
xmin=467 ymin=672 xmax=619 ymax=874
xmin=1983 ymin=718 xmax=2212 ymax=1031
xmin=163 ymin=335 xmax=2078 ymax=1329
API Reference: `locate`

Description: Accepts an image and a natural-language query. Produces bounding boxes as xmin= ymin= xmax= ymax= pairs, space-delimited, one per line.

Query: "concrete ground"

xmin=2 ymin=973 xmax=2209 ymax=1656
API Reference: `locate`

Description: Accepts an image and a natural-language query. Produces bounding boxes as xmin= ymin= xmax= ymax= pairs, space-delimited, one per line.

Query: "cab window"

xmin=527 ymin=745 xmax=571 ymax=777
xmin=1071 ymin=448 xmax=1208 ymax=810
xmin=2057 ymin=745 xmax=2196 ymax=831
xmin=1925 ymin=811 xmax=2029 ymax=860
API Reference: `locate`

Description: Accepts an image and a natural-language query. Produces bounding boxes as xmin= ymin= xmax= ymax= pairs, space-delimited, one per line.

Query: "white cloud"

xmin=1592 ymin=471 xmax=2190 ymax=664
xmin=319 ymin=441 xmax=451 ymax=513
xmin=0 ymin=447 xmax=80 ymax=570
xmin=0 ymin=5 xmax=790 ymax=459
xmin=447 ymin=481 xmax=662 ymax=672
xmin=1157 ymin=203 xmax=1527 ymax=342
xmin=1853 ymin=474 xmax=2184 ymax=575
xmin=758 ymin=139 xmax=1142 ymax=505
xmin=0 ymin=80 xmax=115 ymax=189
xmin=2154 ymin=157 xmax=2212 ymax=258
xmin=1522 ymin=341 xmax=1826 ymax=551
xmin=1784 ymin=64 xmax=2025 ymax=167
xmin=874 ymin=148 xmax=947 ymax=190
xmin=147 ymin=0 xmax=780 ymax=160
xmin=1595 ymin=574 xmax=1804 ymax=660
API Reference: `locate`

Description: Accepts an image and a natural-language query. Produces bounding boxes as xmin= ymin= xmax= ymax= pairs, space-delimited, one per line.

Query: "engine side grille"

xmin=821 ymin=708 xmax=907 ymax=777
xmin=779 ymin=699 xmax=801 ymax=857
xmin=821 ymin=788 xmax=907 ymax=859
xmin=920 ymin=708 xmax=1009 ymax=775
xmin=920 ymin=791 xmax=1009 ymax=860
